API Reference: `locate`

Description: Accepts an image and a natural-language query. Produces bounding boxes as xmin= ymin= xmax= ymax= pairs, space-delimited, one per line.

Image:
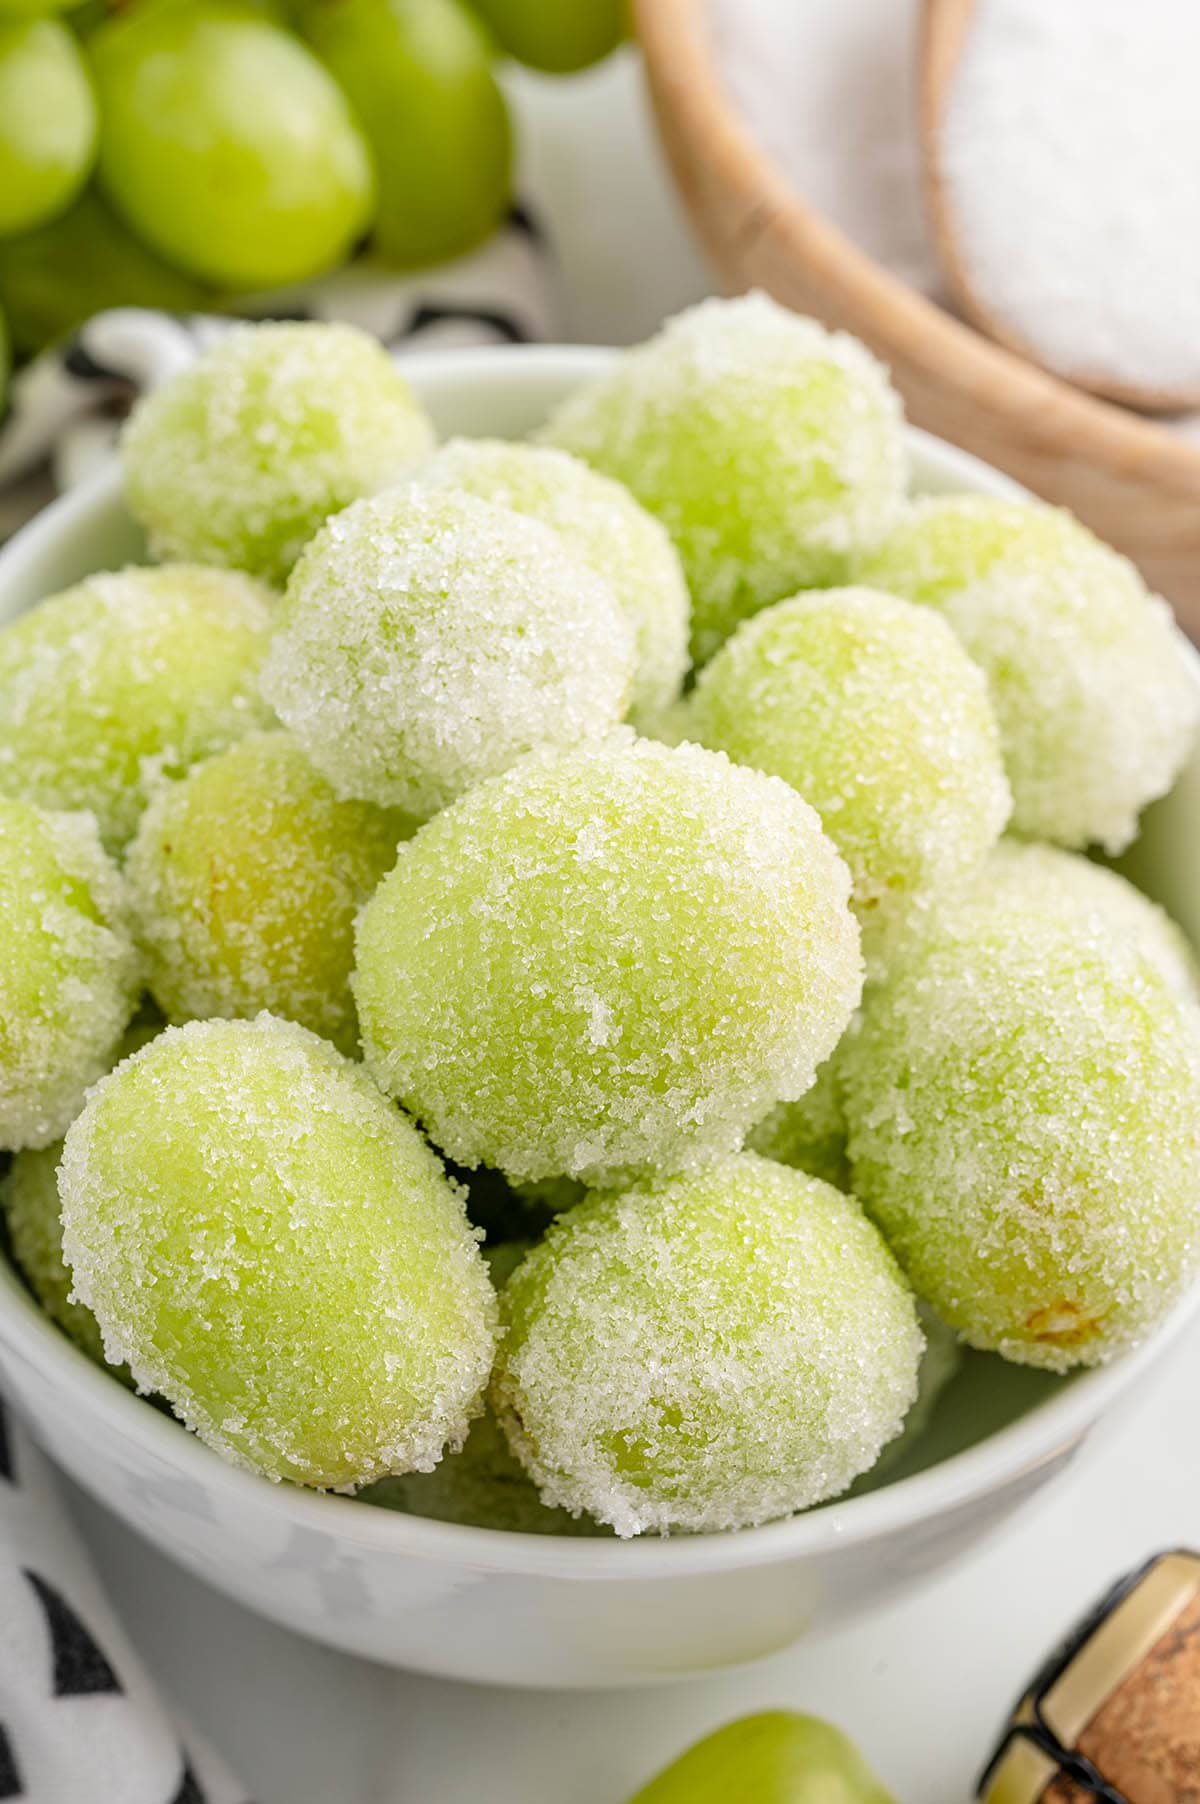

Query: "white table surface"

xmin=62 ymin=47 xmax=1200 ymax=1804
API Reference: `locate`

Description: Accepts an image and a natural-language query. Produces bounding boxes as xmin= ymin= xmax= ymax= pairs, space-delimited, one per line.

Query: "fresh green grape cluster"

xmin=3 ymin=302 xmax=1198 ymax=1540
xmin=0 ymin=0 xmax=624 ymax=368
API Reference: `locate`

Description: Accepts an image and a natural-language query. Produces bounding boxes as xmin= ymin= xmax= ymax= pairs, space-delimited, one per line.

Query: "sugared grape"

xmin=0 ymin=19 xmax=97 ymax=237
xmin=412 ymin=438 xmax=690 ymax=730
xmin=842 ymin=901 xmax=1200 ymax=1369
xmin=494 ymin=1155 xmax=922 ymax=1536
xmin=355 ymin=735 xmax=862 ymax=1185
xmin=858 ymin=497 xmax=1200 ymax=852
xmin=746 ymin=1055 xmax=849 ymax=1191
xmin=122 ymin=322 xmax=434 ymax=585
xmin=59 ymin=1015 xmax=498 ymax=1488
xmin=467 ymin=0 xmax=624 ymax=73
xmin=127 ymin=731 xmax=412 ymax=1052
xmin=542 ymin=294 xmax=905 ymax=662
xmin=0 ymin=190 xmax=210 ymax=357
xmin=298 ymin=0 xmax=512 ymax=268
xmin=689 ymin=588 xmax=1011 ymax=950
xmin=0 ymin=1012 xmax=159 ymax=1370
xmin=262 ymin=487 xmax=636 ymax=816
xmin=0 ymin=563 xmax=275 ymax=851
xmin=0 ymin=797 xmax=142 ymax=1152
xmin=972 ymin=841 xmax=1200 ymax=1006
xmin=364 ymin=1243 xmax=607 ymax=1534
xmin=628 ymin=1713 xmax=897 ymax=1804
xmin=89 ymin=1 xmax=375 ymax=290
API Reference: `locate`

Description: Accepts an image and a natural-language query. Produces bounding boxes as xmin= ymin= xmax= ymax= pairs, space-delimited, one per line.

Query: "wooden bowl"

xmin=635 ymin=0 xmax=1200 ymax=636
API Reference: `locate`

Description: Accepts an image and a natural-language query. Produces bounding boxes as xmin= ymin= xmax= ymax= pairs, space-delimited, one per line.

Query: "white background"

xmin=65 ymin=49 xmax=1200 ymax=1804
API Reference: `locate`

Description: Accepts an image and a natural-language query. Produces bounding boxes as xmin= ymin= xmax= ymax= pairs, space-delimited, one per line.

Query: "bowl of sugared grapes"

xmin=1 ymin=301 xmax=1199 ymax=1688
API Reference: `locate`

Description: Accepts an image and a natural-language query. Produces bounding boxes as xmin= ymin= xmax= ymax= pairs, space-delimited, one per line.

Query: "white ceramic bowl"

xmin=1 ymin=345 xmax=1197 ymax=1691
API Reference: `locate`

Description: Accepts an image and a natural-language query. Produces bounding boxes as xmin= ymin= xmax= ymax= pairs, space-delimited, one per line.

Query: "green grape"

xmin=0 ymin=304 xmax=8 ymax=408
xmin=0 ymin=190 xmax=212 ymax=357
xmin=298 ymin=0 xmax=513 ymax=268
xmin=89 ymin=1 xmax=375 ymax=290
xmin=0 ymin=0 xmax=74 ymax=19
xmin=467 ymin=0 xmax=625 ymax=73
xmin=0 ymin=20 xmax=97 ymax=237
xmin=628 ymin=1712 xmax=896 ymax=1804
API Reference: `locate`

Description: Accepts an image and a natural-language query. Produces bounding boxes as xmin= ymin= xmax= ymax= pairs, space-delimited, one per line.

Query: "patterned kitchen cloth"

xmin=0 ymin=1398 xmax=247 ymax=1804
xmin=0 ymin=204 xmax=558 ymax=1802
xmin=0 ymin=205 xmax=559 ymax=540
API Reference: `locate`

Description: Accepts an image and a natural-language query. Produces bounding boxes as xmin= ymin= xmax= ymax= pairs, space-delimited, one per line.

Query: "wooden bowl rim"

xmin=634 ymin=0 xmax=1200 ymax=490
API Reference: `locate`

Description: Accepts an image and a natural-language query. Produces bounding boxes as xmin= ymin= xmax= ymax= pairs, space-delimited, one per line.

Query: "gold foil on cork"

xmin=981 ymin=1550 xmax=1200 ymax=1803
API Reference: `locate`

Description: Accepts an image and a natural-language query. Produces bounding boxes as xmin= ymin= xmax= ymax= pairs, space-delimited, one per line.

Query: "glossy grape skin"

xmin=466 ymin=0 xmax=624 ymax=72
xmin=0 ymin=0 xmax=74 ymax=21
xmin=88 ymin=1 xmax=375 ymax=290
xmin=628 ymin=1712 xmax=896 ymax=1804
xmin=298 ymin=0 xmax=512 ymax=268
xmin=0 ymin=190 xmax=211 ymax=357
xmin=0 ymin=20 xmax=97 ymax=237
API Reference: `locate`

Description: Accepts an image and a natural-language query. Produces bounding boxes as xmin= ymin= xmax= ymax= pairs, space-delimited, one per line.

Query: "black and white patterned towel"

xmin=0 ymin=1399 xmax=248 ymax=1804
xmin=0 ymin=208 xmax=558 ymax=1801
xmin=0 ymin=205 xmax=559 ymax=540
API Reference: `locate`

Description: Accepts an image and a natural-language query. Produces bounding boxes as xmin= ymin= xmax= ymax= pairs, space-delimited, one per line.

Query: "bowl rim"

xmin=0 ymin=339 xmax=1191 ymax=1582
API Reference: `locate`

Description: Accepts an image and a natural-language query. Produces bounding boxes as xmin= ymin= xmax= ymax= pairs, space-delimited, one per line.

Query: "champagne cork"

xmin=980 ymin=1550 xmax=1200 ymax=1804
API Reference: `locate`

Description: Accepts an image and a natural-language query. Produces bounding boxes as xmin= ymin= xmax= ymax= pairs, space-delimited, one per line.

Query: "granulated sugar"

xmin=706 ymin=0 xmax=1200 ymax=410
xmin=936 ymin=0 xmax=1200 ymax=401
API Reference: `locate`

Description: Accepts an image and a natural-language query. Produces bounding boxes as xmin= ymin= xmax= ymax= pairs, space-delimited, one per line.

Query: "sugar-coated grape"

xmin=628 ymin=1712 xmax=897 ymax=1804
xmin=2 ymin=1143 xmax=109 ymax=1365
xmin=297 ymin=0 xmax=512 ymax=268
xmin=858 ymin=497 xmax=1200 ymax=852
xmin=122 ymin=322 xmax=435 ymax=585
xmin=89 ymin=1 xmax=375 ymax=290
xmin=0 ymin=1012 xmax=159 ymax=1370
xmin=494 ymin=1156 xmax=922 ymax=1536
xmin=467 ymin=0 xmax=624 ymax=72
xmin=689 ymin=588 xmax=1011 ymax=950
xmin=972 ymin=841 xmax=1200 ymax=1006
xmin=0 ymin=19 xmax=97 ymax=237
xmin=842 ymin=902 xmax=1200 ymax=1370
xmin=127 ymin=732 xmax=412 ymax=1052
xmin=0 ymin=190 xmax=211 ymax=357
xmin=541 ymin=294 xmax=905 ymax=663
xmin=357 ymin=735 xmax=862 ymax=1185
xmin=0 ymin=797 xmax=142 ymax=1152
xmin=412 ymin=438 xmax=690 ymax=731
xmin=262 ymin=487 xmax=636 ymax=816
xmin=0 ymin=563 xmax=274 ymax=852
xmin=364 ymin=1243 xmax=608 ymax=1534
xmin=746 ymin=1055 xmax=849 ymax=1191
xmin=59 ymin=1015 xmax=498 ymax=1488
